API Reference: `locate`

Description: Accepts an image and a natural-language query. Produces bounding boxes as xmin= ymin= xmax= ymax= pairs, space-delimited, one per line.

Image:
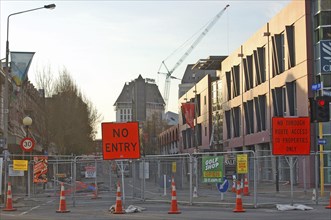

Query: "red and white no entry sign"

xmin=20 ymin=137 xmax=35 ymax=152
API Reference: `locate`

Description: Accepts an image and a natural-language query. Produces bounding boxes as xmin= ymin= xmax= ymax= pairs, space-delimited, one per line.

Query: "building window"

xmin=231 ymin=106 xmax=240 ymax=137
xmin=286 ymin=81 xmax=297 ymax=116
xmin=272 ymin=87 xmax=284 ymax=117
xmin=225 ymin=110 xmax=231 ymax=139
xmin=315 ymin=26 xmax=331 ymax=43
xmin=244 ymin=100 xmax=254 ymax=134
xmin=205 ymin=127 xmax=207 ymax=136
xmin=272 ymin=33 xmax=285 ymax=76
xmin=254 ymin=47 xmax=266 ymax=85
xmin=226 ymin=71 xmax=231 ymax=101
xmin=254 ymin=95 xmax=266 ymax=132
xmin=231 ymin=65 xmax=240 ymax=97
xmin=285 ymin=25 xmax=295 ymax=68
xmin=204 ymin=96 xmax=206 ymax=105
xmin=244 ymin=55 xmax=253 ymax=91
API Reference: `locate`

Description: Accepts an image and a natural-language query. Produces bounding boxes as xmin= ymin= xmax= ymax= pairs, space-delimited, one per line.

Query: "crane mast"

xmin=160 ymin=4 xmax=229 ymax=110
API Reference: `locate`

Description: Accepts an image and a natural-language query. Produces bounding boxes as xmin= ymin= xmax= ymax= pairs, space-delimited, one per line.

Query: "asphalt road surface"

xmin=1 ymin=199 xmax=331 ymax=220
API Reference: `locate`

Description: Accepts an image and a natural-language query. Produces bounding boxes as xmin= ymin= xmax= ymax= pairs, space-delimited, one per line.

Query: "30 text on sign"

xmin=20 ymin=137 xmax=35 ymax=152
xmin=102 ymin=122 xmax=140 ymax=160
xmin=272 ymin=117 xmax=310 ymax=155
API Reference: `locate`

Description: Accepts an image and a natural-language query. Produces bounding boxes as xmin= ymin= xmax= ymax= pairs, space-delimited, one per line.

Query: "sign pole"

xmin=121 ymin=160 xmax=125 ymax=208
xmin=289 ymin=156 xmax=294 ymax=206
xmin=319 ymin=122 xmax=325 ymax=196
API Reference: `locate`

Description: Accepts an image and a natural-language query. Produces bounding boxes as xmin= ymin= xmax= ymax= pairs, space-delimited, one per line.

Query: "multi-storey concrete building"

xmin=159 ymin=56 xmax=225 ymax=154
xmin=220 ymin=0 xmax=331 ymax=185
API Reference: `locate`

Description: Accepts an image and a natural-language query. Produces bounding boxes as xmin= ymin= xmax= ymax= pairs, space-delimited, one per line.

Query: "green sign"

xmin=202 ymin=156 xmax=223 ymax=183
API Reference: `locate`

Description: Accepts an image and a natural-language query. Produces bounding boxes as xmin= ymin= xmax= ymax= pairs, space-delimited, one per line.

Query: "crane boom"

xmin=161 ymin=4 xmax=229 ymax=110
xmin=168 ymin=4 xmax=229 ymax=75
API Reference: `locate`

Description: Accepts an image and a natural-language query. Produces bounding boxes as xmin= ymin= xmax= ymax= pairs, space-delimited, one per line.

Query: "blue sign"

xmin=312 ymin=83 xmax=322 ymax=91
xmin=216 ymin=177 xmax=229 ymax=193
xmin=318 ymin=139 xmax=327 ymax=145
xmin=320 ymin=40 xmax=331 ymax=73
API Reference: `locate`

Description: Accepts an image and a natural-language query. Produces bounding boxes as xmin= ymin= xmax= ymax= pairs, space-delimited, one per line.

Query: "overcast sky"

xmin=0 ymin=0 xmax=291 ymax=138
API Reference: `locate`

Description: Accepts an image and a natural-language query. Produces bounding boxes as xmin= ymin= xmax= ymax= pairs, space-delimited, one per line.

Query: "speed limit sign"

xmin=20 ymin=137 xmax=35 ymax=152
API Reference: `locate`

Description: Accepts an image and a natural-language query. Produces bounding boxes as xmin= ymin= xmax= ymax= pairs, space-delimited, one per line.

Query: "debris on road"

xmin=109 ymin=204 xmax=146 ymax=213
xmin=276 ymin=204 xmax=313 ymax=211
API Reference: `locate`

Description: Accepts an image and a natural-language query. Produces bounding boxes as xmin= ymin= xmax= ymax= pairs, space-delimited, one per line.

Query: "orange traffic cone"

xmin=3 ymin=182 xmax=17 ymax=211
xmin=113 ymin=181 xmax=124 ymax=214
xmin=243 ymin=175 xmax=250 ymax=196
xmin=233 ymin=181 xmax=245 ymax=212
xmin=168 ymin=177 xmax=181 ymax=214
xmin=326 ymin=192 xmax=331 ymax=209
xmin=231 ymin=177 xmax=236 ymax=193
xmin=56 ymin=183 xmax=70 ymax=213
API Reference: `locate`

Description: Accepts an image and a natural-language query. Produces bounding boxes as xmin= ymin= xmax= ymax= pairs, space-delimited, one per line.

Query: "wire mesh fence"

xmin=1 ymin=151 xmax=331 ymax=207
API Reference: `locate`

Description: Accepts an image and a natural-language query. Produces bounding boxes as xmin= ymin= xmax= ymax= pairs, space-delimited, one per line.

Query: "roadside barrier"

xmin=233 ymin=181 xmax=245 ymax=212
xmin=243 ymin=175 xmax=250 ymax=196
xmin=193 ymin=186 xmax=198 ymax=198
xmin=231 ymin=177 xmax=236 ymax=193
xmin=326 ymin=192 xmax=331 ymax=209
xmin=168 ymin=177 xmax=181 ymax=214
xmin=91 ymin=184 xmax=101 ymax=199
xmin=56 ymin=183 xmax=70 ymax=213
xmin=113 ymin=181 xmax=124 ymax=214
xmin=3 ymin=182 xmax=17 ymax=211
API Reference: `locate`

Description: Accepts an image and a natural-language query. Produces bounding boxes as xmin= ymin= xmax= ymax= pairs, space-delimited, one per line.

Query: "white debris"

xmin=276 ymin=204 xmax=313 ymax=211
xmin=108 ymin=204 xmax=146 ymax=213
xmin=125 ymin=205 xmax=146 ymax=213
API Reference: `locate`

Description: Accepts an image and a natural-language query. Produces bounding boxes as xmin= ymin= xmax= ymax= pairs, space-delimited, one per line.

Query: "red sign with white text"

xmin=272 ymin=117 xmax=310 ymax=155
xmin=102 ymin=122 xmax=140 ymax=160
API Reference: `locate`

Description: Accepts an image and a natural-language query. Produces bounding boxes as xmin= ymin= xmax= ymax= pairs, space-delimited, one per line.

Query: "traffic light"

xmin=315 ymin=96 xmax=330 ymax=122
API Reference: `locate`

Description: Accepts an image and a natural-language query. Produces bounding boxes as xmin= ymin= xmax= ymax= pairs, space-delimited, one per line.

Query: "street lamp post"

xmin=22 ymin=116 xmax=32 ymax=196
xmin=2 ymin=4 xmax=56 ymax=202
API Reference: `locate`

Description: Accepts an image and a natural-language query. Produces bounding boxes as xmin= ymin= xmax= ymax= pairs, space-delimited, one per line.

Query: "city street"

xmin=1 ymin=197 xmax=331 ymax=220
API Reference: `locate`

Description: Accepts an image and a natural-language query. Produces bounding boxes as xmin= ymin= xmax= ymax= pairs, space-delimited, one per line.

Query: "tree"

xmin=36 ymin=67 xmax=101 ymax=155
xmin=34 ymin=64 xmax=54 ymax=97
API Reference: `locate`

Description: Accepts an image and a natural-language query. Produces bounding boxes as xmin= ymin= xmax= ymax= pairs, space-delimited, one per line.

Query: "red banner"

xmin=181 ymin=103 xmax=195 ymax=128
xmin=33 ymin=156 xmax=48 ymax=183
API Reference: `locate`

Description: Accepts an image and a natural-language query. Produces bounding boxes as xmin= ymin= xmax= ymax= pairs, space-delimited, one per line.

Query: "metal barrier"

xmin=1 ymin=151 xmax=330 ymax=208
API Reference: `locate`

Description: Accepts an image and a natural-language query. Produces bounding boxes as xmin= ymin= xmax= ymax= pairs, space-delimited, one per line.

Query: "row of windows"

xmin=182 ymin=125 xmax=202 ymax=149
xmin=225 ymin=95 xmax=267 ymax=139
xmin=120 ymin=115 xmax=132 ymax=121
xmin=226 ymin=25 xmax=295 ymax=101
xmin=158 ymin=128 xmax=178 ymax=145
xmin=119 ymin=108 xmax=132 ymax=122
xmin=225 ymin=81 xmax=297 ymax=139
xmin=313 ymin=0 xmax=331 ymax=43
xmin=120 ymin=108 xmax=131 ymax=115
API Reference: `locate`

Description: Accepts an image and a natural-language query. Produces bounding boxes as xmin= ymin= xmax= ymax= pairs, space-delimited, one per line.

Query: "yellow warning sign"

xmin=13 ymin=160 xmax=28 ymax=171
xmin=236 ymin=154 xmax=248 ymax=174
xmin=172 ymin=162 xmax=177 ymax=173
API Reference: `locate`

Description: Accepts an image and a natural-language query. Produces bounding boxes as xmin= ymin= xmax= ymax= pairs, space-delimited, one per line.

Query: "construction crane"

xmin=158 ymin=4 xmax=229 ymax=110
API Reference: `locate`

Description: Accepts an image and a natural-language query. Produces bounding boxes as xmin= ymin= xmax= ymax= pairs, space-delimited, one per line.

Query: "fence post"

xmin=28 ymin=160 xmax=31 ymax=198
xmin=253 ymin=151 xmax=257 ymax=208
xmin=132 ymin=161 xmax=135 ymax=198
xmin=73 ymin=156 xmax=77 ymax=207
xmin=53 ymin=162 xmax=56 ymax=197
xmin=142 ymin=158 xmax=145 ymax=201
xmin=189 ymin=155 xmax=193 ymax=205
xmin=315 ymin=152 xmax=319 ymax=205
